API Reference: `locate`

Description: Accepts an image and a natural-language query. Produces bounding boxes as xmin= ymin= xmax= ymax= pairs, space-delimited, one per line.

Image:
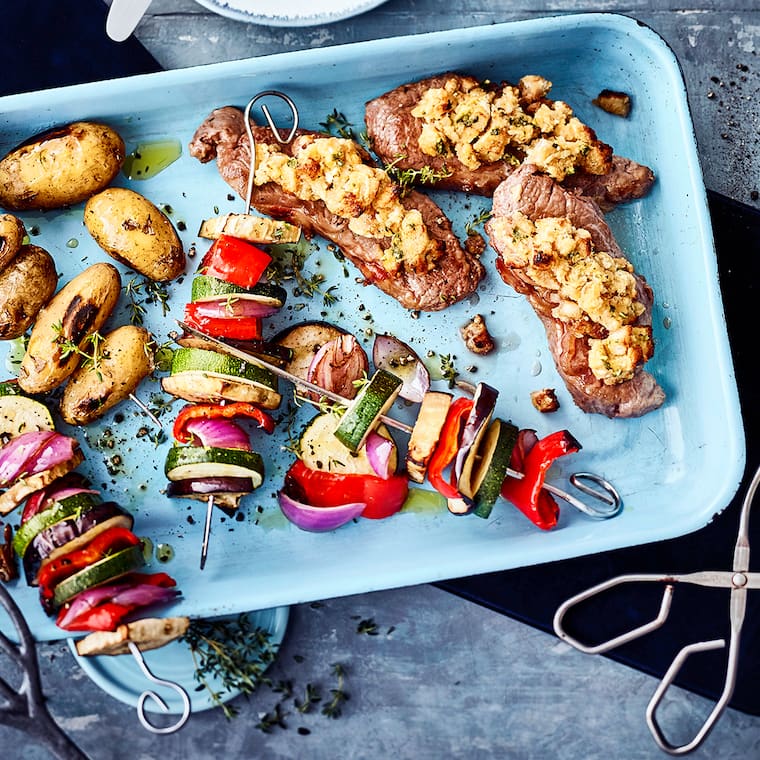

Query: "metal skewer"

xmin=175 ymin=321 xmax=621 ymax=519
xmin=192 ymin=90 xmax=300 ymax=570
xmin=128 ymin=642 xmax=191 ymax=734
xmin=199 ymin=494 xmax=214 ymax=571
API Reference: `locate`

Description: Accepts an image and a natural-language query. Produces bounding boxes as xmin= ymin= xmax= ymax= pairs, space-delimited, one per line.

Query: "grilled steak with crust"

xmin=485 ymin=164 xmax=664 ymax=418
xmin=189 ymin=106 xmax=484 ymax=312
xmin=365 ymin=73 xmax=654 ymax=209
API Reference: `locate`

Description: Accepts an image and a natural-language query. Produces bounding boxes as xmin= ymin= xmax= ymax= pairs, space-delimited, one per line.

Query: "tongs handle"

xmin=553 ymin=572 xmax=746 ymax=756
xmin=553 ymin=572 xmax=674 ymax=654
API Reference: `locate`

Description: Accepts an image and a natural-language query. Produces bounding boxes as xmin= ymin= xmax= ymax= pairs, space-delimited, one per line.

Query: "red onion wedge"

xmin=278 ymin=489 xmax=365 ymax=532
xmin=181 ymin=418 xmax=251 ymax=450
xmin=306 ymin=333 xmax=369 ymax=401
xmin=0 ymin=431 xmax=78 ymax=486
xmin=365 ymin=431 xmax=394 ymax=479
xmin=189 ymin=297 xmax=281 ymax=320
xmin=372 ymin=334 xmax=430 ymax=403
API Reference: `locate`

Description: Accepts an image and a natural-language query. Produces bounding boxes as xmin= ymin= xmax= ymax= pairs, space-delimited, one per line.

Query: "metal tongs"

xmin=553 ymin=462 xmax=760 ymax=755
xmin=175 ymin=321 xmax=622 ymax=522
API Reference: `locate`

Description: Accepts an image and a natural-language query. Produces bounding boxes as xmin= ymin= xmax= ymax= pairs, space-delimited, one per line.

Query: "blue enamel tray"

xmin=0 ymin=13 xmax=744 ymax=641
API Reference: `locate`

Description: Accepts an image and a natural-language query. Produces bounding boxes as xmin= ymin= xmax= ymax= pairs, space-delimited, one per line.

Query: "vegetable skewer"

xmin=175 ymin=321 xmax=622 ymax=519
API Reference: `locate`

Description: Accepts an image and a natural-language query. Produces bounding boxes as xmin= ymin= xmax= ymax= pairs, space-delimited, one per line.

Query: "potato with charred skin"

xmin=0 ymin=122 xmax=125 ymax=211
xmin=18 ymin=262 xmax=121 ymax=395
xmin=84 ymin=187 xmax=186 ymax=282
xmin=0 ymin=244 xmax=58 ymax=340
xmin=60 ymin=325 xmax=155 ymax=426
xmin=0 ymin=213 xmax=25 ymax=271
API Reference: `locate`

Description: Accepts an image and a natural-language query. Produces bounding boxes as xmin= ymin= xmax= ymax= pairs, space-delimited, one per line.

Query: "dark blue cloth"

xmin=0 ymin=0 xmax=160 ymax=97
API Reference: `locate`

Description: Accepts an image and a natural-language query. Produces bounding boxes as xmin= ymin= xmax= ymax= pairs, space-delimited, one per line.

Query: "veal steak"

xmin=485 ymin=164 xmax=665 ymax=418
xmin=365 ymin=73 xmax=654 ymax=209
xmin=189 ymin=106 xmax=484 ymax=312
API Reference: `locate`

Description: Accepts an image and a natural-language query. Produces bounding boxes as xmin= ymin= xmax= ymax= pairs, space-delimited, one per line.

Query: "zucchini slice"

xmin=198 ymin=213 xmax=301 ymax=244
xmin=0 ymin=394 xmax=55 ymax=441
xmin=405 ymin=391 xmax=453 ymax=483
xmin=13 ymin=492 xmax=102 ymax=559
xmin=190 ymin=275 xmax=287 ymax=307
xmin=169 ymin=347 xmax=278 ymax=388
xmin=298 ymin=411 xmax=397 ymax=475
xmin=164 ymin=446 xmax=265 ymax=487
xmin=333 ymin=369 xmax=403 ymax=453
xmin=162 ymin=346 xmax=281 ymax=408
xmin=472 ymin=418 xmax=519 ymax=519
xmin=52 ymin=543 xmax=146 ymax=608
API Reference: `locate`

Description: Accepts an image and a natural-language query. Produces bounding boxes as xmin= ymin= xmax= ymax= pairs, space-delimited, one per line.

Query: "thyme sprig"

xmin=465 ymin=208 xmax=492 ymax=235
xmin=322 ymin=663 xmax=349 ymax=719
xmin=320 ymin=109 xmax=355 ymax=139
xmin=124 ymin=276 xmax=171 ymax=325
xmin=183 ymin=613 xmax=279 ymax=720
xmin=267 ymin=238 xmax=340 ymax=306
xmin=384 ymin=155 xmax=453 ymax=196
xmin=439 ymin=353 xmax=460 ymax=388
xmin=52 ymin=324 xmax=106 ymax=377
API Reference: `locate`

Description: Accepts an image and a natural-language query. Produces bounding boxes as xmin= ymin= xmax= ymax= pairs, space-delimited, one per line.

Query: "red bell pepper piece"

xmin=425 ymin=397 xmax=474 ymax=501
xmin=199 ymin=235 xmax=272 ymax=289
xmin=172 ymin=402 xmax=276 ymax=443
xmin=59 ymin=602 xmax=134 ymax=632
xmin=500 ymin=429 xmax=582 ymax=530
xmin=284 ymin=459 xmax=408 ymax=520
xmin=183 ymin=301 xmax=263 ymax=340
xmin=55 ymin=572 xmax=178 ymax=632
xmin=37 ymin=526 xmax=142 ymax=604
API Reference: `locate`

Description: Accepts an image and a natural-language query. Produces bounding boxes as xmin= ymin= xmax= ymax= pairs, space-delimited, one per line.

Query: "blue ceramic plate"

xmin=0 ymin=14 xmax=745 ymax=642
xmin=68 ymin=607 xmax=289 ymax=713
xmin=194 ymin=0 xmax=389 ymax=28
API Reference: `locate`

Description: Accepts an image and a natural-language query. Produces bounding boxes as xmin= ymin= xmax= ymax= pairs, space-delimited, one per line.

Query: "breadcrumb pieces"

xmin=530 ymin=388 xmax=560 ymax=413
xmin=592 ymin=90 xmax=632 ymax=118
xmin=461 ymin=314 xmax=495 ymax=355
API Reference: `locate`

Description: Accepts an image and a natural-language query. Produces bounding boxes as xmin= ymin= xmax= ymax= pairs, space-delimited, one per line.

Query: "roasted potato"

xmin=0 ymin=213 xmax=25 ymax=271
xmin=84 ymin=187 xmax=186 ymax=282
xmin=60 ymin=325 xmax=155 ymax=425
xmin=0 ymin=244 xmax=57 ymax=340
xmin=0 ymin=122 xmax=125 ymax=211
xmin=18 ymin=262 xmax=121 ymax=395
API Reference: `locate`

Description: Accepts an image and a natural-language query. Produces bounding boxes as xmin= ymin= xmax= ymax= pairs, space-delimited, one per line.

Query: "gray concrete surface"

xmin=2 ymin=2 xmax=760 ymax=759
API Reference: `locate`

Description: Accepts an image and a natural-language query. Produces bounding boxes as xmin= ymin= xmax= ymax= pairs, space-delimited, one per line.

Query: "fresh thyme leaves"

xmin=320 ymin=109 xmax=355 ymax=139
xmin=295 ymin=683 xmax=322 ymax=714
xmin=322 ymin=663 xmax=349 ymax=719
xmin=52 ymin=323 xmax=106 ymax=377
xmin=465 ymin=208 xmax=492 ymax=235
xmin=256 ymin=702 xmax=289 ymax=733
xmin=183 ymin=613 xmax=279 ymax=720
xmin=439 ymin=353 xmax=460 ymax=388
xmin=384 ymin=155 xmax=453 ymax=196
xmin=356 ymin=618 xmax=379 ymax=636
xmin=147 ymin=392 xmax=177 ymax=419
xmin=123 ymin=276 xmax=171 ymax=325
xmin=267 ymin=238 xmax=339 ymax=305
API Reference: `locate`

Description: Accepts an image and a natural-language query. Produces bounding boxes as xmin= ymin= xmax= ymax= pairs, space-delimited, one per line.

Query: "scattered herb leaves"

xmin=320 ymin=109 xmax=355 ymax=139
xmin=183 ymin=613 xmax=279 ymax=720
